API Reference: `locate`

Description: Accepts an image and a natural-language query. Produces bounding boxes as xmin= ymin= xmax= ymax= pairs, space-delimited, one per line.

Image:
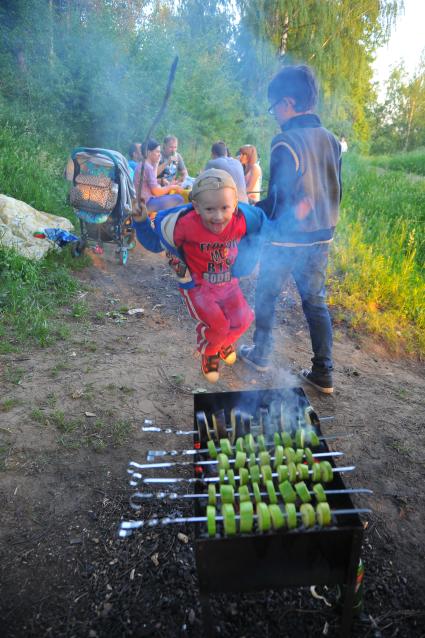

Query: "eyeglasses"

xmin=268 ymin=97 xmax=287 ymax=115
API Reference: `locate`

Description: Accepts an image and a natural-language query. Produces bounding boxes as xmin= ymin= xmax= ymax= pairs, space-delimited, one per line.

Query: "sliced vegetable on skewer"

xmin=212 ymin=410 xmax=228 ymax=440
xmin=207 ymin=505 xmax=216 ymax=536
xmin=227 ymin=468 xmax=235 ymax=488
xmin=252 ymin=482 xmax=262 ymax=504
xmin=266 ymin=480 xmax=278 ymax=504
xmin=300 ymin=503 xmax=316 ymax=528
xmin=295 ymin=481 xmax=311 ymax=503
xmin=238 ymin=485 xmax=251 ymax=503
xmin=240 ymin=501 xmax=254 ymax=533
xmin=320 ymin=461 xmax=334 ymax=483
xmin=196 ymin=411 xmax=211 ymax=441
xmin=316 ymin=502 xmax=332 ymax=526
xmin=285 ymin=503 xmax=297 ymax=530
xmin=279 ymin=480 xmax=297 ymax=504
xmin=313 ymin=483 xmax=327 ymax=503
xmin=269 ymin=504 xmax=285 ymax=530
xmin=220 ymin=438 xmax=233 ymax=457
xmin=208 ymin=483 xmax=216 ymax=505
xmin=256 ymin=502 xmax=271 ymax=532
xmin=222 ymin=503 xmax=236 ymax=536
xmin=207 ymin=440 xmax=217 ymax=459
xmin=220 ymin=484 xmax=234 ymax=504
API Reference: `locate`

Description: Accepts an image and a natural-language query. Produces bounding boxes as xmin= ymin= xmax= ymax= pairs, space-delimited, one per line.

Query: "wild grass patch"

xmin=370 ymin=148 xmax=425 ymax=176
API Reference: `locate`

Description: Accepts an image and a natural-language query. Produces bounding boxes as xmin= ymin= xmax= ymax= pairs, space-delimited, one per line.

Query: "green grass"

xmin=0 ymin=398 xmax=21 ymax=412
xmin=329 ymin=154 xmax=425 ymax=356
xmin=370 ymin=148 xmax=425 ymax=176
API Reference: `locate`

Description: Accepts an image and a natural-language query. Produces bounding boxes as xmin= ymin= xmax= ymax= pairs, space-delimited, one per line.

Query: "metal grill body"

xmin=192 ymin=388 xmax=363 ymax=638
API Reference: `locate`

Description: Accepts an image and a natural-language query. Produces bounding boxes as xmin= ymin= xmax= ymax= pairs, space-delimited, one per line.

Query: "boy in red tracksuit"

xmin=132 ymin=168 xmax=266 ymax=382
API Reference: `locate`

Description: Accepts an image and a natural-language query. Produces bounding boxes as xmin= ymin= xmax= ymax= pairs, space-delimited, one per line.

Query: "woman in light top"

xmin=134 ymin=139 xmax=185 ymax=212
xmin=238 ymin=145 xmax=262 ymax=204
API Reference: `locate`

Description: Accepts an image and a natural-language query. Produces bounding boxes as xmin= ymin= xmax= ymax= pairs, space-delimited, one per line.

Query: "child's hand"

xmin=132 ymin=201 xmax=148 ymax=222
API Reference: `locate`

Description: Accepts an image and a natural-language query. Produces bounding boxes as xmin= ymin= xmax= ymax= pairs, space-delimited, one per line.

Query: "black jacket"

xmin=259 ymin=114 xmax=342 ymax=244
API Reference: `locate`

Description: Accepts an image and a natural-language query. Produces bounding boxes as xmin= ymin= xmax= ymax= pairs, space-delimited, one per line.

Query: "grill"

xmin=121 ymin=387 xmax=369 ymax=638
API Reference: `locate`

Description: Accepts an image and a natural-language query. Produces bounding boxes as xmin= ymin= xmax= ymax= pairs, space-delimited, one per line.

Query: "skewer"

xmin=130 ymin=451 xmax=344 ymax=471
xmin=141 ymin=422 xmax=338 ymax=437
xmin=118 ymin=507 xmax=372 ymax=537
xmin=147 ymin=444 xmax=340 ymax=459
xmin=128 ymin=465 xmax=356 ymax=486
xmin=129 ymin=488 xmax=373 ymax=508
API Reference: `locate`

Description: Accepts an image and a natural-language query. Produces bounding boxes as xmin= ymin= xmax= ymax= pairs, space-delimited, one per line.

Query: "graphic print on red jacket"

xmin=173 ymin=209 xmax=247 ymax=285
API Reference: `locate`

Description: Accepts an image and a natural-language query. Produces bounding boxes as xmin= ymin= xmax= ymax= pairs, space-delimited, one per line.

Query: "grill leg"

xmin=339 ymin=530 xmax=363 ymax=638
xmin=200 ymin=592 xmax=215 ymax=638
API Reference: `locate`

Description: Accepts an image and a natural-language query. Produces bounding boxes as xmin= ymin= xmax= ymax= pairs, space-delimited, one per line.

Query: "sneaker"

xmin=238 ymin=345 xmax=270 ymax=372
xmin=300 ymin=369 xmax=333 ymax=394
xmin=219 ymin=344 xmax=237 ymax=365
xmin=201 ymin=354 xmax=220 ymax=383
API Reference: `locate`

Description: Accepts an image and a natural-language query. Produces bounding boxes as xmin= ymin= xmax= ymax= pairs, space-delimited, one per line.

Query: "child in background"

xmin=238 ymin=144 xmax=262 ymax=203
xmin=132 ymin=169 xmax=266 ymax=382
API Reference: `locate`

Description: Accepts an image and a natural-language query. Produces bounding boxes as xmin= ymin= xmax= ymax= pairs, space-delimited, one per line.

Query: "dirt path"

xmin=1 ymin=243 xmax=424 ymax=637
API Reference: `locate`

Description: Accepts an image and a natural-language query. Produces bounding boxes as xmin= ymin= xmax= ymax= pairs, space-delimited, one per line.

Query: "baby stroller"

xmin=66 ymin=147 xmax=136 ymax=265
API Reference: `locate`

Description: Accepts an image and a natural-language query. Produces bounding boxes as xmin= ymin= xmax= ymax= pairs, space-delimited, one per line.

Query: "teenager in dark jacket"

xmin=239 ymin=64 xmax=342 ymax=394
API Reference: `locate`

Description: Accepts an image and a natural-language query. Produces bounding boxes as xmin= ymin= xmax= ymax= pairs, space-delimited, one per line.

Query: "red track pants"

xmin=180 ymin=280 xmax=254 ymax=356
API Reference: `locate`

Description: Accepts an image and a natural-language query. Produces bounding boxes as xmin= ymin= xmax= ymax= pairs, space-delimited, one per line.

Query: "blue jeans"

xmin=146 ymin=194 xmax=184 ymax=212
xmin=253 ymin=243 xmax=333 ymax=373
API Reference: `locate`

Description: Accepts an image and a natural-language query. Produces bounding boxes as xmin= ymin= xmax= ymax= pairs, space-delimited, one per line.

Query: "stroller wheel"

xmin=72 ymin=239 xmax=87 ymax=258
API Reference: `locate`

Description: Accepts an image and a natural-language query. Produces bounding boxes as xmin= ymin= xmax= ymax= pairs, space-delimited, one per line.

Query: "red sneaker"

xmin=219 ymin=344 xmax=237 ymax=365
xmin=201 ymin=354 xmax=220 ymax=383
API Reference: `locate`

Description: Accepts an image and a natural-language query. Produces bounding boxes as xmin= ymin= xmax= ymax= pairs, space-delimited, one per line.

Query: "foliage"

xmin=330 ymin=155 xmax=425 ymax=355
xmin=370 ymin=148 xmax=425 ymax=176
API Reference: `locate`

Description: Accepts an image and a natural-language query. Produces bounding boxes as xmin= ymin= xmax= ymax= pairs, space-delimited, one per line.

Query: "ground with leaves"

xmin=0 ymin=243 xmax=424 ymax=638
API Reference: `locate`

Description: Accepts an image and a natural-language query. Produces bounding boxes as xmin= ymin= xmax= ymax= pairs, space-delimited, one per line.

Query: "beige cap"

xmin=191 ymin=168 xmax=237 ymax=200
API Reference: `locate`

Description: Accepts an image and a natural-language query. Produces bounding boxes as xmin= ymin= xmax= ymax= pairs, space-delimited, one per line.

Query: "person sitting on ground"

xmin=134 ymin=139 xmax=185 ymax=213
xmin=238 ymin=144 xmax=262 ymax=203
xmin=157 ymin=135 xmax=188 ymax=185
xmin=131 ymin=169 xmax=267 ymax=383
xmin=128 ymin=142 xmax=142 ymax=179
xmin=205 ymin=141 xmax=248 ymax=203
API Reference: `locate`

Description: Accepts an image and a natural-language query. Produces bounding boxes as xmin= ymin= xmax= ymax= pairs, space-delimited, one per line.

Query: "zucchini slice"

xmin=222 ymin=503 xmax=236 ymax=536
xmin=279 ymin=480 xmax=296 ymax=504
xmin=249 ymin=464 xmax=260 ymax=484
xmin=297 ymin=463 xmax=309 ymax=481
xmin=259 ymin=450 xmax=271 ymax=466
xmin=284 ymin=447 xmax=296 ymax=463
xmin=207 ymin=439 xmax=217 ymax=459
xmin=252 ymin=481 xmax=262 ymax=504
xmin=238 ymin=485 xmax=251 ymax=503
xmin=295 ymin=481 xmax=311 ymax=503
xmin=212 ymin=410 xmax=228 ymax=439
xmin=285 ymin=503 xmax=297 ymax=530
xmin=217 ymin=453 xmax=230 ymax=471
xmin=313 ymin=483 xmax=327 ymax=503
xmin=316 ymin=502 xmax=332 ymax=526
xmin=287 ymin=462 xmax=297 ymax=483
xmin=295 ymin=428 xmax=305 ymax=449
xmin=230 ymin=408 xmax=243 ymax=443
xmin=277 ymin=464 xmax=289 ymax=483
xmin=266 ymin=479 xmax=278 ymax=504
xmin=208 ymin=483 xmax=216 ymax=506
xmin=281 ymin=432 xmax=293 ymax=448
xmin=304 ymin=447 xmax=313 ymax=466
xmin=235 ymin=437 xmax=245 ymax=453
xmin=227 ymin=468 xmax=236 ymax=488
xmin=207 ymin=505 xmax=216 ymax=537
xmin=196 ymin=411 xmax=211 ymax=441
xmin=248 ymin=452 xmax=257 ymax=467
xmin=256 ymin=502 xmax=271 ymax=532
xmin=219 ymin=468 xmax=226 ymax=484
xmin=239 ymin=467 xmax=249 ymax=486
xmin=220 ymin=484 xmax=235 ymax=504
xmin=274 ymin=432 xmax=282 ymax=447
xmin=320 ymin=461 xmax=334 ymax=483
xmin=294 ymin=448 xmax=304 ymax=463
xmin=300 ymin=503 xmax=316 ymax=528
xmin=309 ymin=430 xmax=320 ymax=448
xmin=234 ymin=451 xmax=247 ymax=470
xmin=261 ymin=465 xmax=272 ymax=485
xmin=257 ymin=434 xmax=266 ymax=452
xmin=304 ymin=406 xmax=315 ymax=426
xmin=311 ymin=462 xmax=321 ymax=483
xmin=269 ymin=504 xmax=285 ymax=530
xmin=220 ymin=438 xmax=233 ymax=457
xmin=274 ymin=445 xmax=284 ymax=469
xmin=244 ymin=433 xmax=255 ymax=454
xmin=240 ymin=501 xmax=254 ymax=533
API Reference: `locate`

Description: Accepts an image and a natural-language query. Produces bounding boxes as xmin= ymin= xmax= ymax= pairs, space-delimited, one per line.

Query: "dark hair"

xmin=128 ymin=142 xmax=141 ymax=158
xmin=141 ymin=138 xmax=160 ymax=158
xmin=268 ymin=64 xmax=318 ymax=112
xmin=211 ymin=141 xmax=228 ymax=157
xmin=163 ymin=135 xmax=178 ymax=145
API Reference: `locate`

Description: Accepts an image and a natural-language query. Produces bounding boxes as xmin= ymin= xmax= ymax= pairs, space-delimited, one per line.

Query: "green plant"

xmin=0 ymin=398 xmax=21 ymax=412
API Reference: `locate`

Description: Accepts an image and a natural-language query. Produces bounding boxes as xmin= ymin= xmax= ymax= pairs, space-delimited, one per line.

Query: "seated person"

xmin=238 ymin=144 xmax=262 ymax=203
xmin=128 ymin=142 xmax=142 ymax=179
xmin=205 ymin=141 xmax=248 ymax=202
xmin=157 ymin=135 xmax=188 ymax=184
xmin=134 ymin=139 xmax=185 ymax=212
